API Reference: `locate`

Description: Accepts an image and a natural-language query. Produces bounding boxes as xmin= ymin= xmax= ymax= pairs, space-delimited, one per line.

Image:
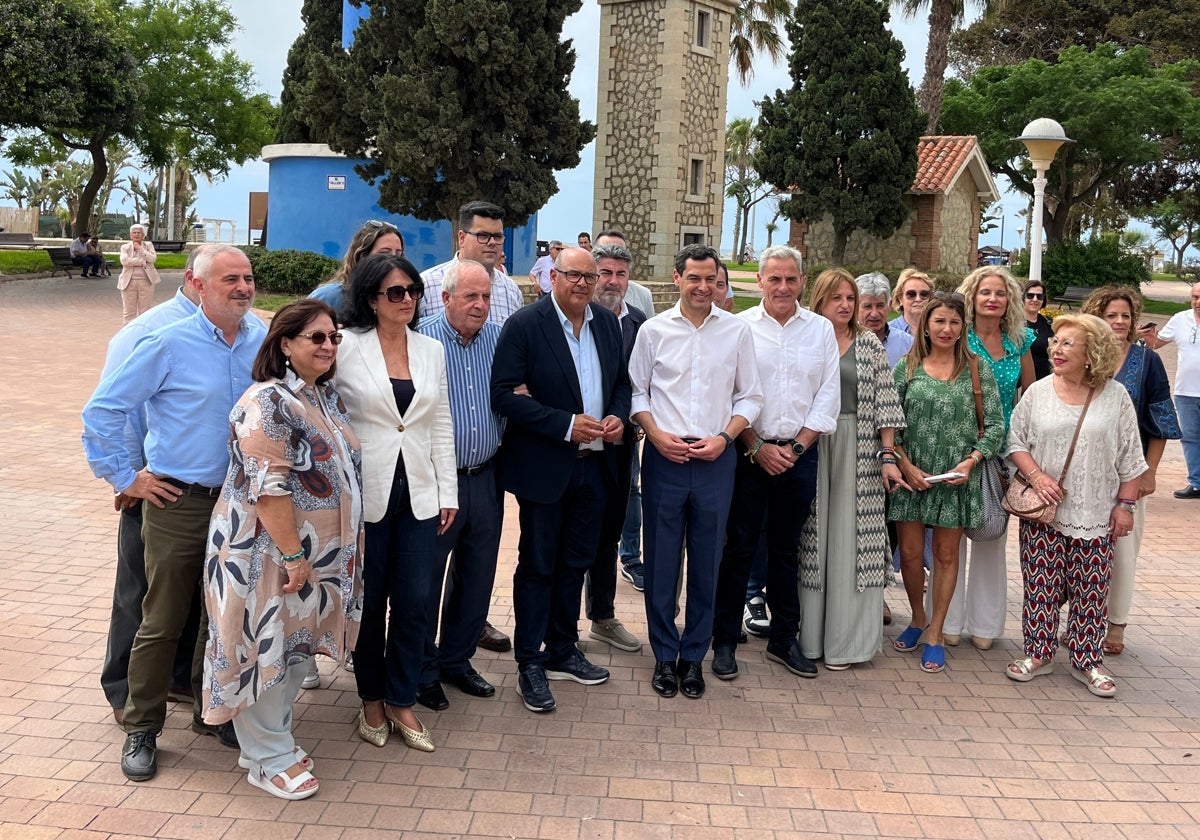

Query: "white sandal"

xmin=1006 ymin=657 xmax=1054 ymax=682
xmin=1071 ymin=666 xmax=1117 ymax=698
xmin=239 ymin=747 xmax=313 ymax=771
xmin=246 ymin=763 xmax=319 ymax=801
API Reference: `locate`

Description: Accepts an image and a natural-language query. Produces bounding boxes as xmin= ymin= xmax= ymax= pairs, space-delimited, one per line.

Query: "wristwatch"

xmin=791 ymin=440 xmax=806 ymax=457
xmin=1116 ymin=500 xmax=1136 ymax=513
xmin=719 ymin=431 xmax=735 ymax=448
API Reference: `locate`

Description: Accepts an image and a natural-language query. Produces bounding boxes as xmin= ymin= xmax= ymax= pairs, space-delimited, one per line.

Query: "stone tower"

xmin=593 ymin=0 xmax=736 ymax=283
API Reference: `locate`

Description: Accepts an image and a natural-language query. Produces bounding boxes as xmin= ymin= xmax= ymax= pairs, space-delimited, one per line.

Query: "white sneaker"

xmin=302 ymin=659 xmax=321 ymax=690
xmin=743 ymin=596 xmax=769 ymax=637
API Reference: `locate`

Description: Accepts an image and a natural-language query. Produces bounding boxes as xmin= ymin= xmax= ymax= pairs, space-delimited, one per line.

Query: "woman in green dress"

xmin=889 ymin=294 xmax=1005 ymax=674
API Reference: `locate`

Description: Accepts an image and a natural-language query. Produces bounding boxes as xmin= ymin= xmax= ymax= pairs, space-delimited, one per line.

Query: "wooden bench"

xmin=0 ymin=232 xmax=39 ymax=249
xmin=45 ymin=246 xmax=78 ymax=277
xmin=151 ymin=239 xmax=187 ymax=252
xmin=1052 ymin=285 xmax=1092 ymax=308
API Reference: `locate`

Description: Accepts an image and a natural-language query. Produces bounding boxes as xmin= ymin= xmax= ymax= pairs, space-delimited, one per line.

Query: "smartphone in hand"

xmin=925 ymin=471 xmax=965 ymax=484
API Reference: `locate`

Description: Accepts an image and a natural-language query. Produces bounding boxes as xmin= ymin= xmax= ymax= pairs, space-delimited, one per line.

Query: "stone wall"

xmin=937 ymin=176 xmax=980 ymax=276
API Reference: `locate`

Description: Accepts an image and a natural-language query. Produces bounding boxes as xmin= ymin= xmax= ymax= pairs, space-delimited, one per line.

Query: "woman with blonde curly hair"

xmin=935 ymin=266 xmax=1035 ymax=653
xmin=1004 ymin=314 xmax=1146 ymax=698
xmin=1081 ymin=286 xmax=1180 ymax=655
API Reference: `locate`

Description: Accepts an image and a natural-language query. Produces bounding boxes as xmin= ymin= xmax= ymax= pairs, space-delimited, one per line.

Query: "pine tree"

xmin=755 ymin=0 xmax=923 ymax=264
xmin=301 ymin=0 xmax=594 ymax=226
xmin=276 ymin=0 xmax=344 ymax=144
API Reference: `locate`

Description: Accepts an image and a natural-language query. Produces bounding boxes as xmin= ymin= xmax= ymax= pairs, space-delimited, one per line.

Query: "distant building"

xmin=787 ymin=135 xmax=1000 ymax=275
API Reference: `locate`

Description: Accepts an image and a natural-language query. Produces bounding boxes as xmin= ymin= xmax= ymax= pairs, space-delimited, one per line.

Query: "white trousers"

xmin=1106 ymin=497 xmax=1146 ymax=626
xmin=231 ymin=660 xmax=307 ymax=779
xmin=927 ymin=524 xmax=1008 ymax=640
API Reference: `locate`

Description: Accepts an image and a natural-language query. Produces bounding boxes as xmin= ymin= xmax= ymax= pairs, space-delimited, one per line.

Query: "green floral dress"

xmin=887 ymin=358 xmax=1005 ymax=528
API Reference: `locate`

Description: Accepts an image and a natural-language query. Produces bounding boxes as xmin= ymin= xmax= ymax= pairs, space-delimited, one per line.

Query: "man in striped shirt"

xmin=415 ymin=260 xmax=506 ymax=708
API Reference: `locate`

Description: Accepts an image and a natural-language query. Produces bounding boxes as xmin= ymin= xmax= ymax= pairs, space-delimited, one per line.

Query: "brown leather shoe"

xmin=477 ymin=621 xmax=511 ymax=653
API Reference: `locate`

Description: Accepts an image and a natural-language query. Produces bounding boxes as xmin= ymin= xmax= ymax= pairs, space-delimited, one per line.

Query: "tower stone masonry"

xmin=594 ymin=0 xmax=736 ymax=284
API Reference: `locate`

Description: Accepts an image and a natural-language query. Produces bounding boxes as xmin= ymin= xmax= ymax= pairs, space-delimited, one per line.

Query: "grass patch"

xmin=732 ymin=294 xmax=760 ymax=313
xmin=254 ymin=293 xmax=300 ymax=312
xmin=1142 ymin=298 xmax=1189 ymax=316
xmin=726 ymin=261 xmax=758 ymax=272
xmin=0 ymin=249 xmax=188 ymax=274
xmin=154 ymin=253 xmax=188 ymax=269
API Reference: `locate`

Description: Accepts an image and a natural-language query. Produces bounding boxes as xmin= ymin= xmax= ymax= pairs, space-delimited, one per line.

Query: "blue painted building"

xmin=260 ymin=1 xmax=538 ymax=272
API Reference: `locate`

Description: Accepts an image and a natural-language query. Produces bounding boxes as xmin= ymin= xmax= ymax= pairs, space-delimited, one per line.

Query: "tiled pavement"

xmin=1 ymin=273 xmax=1198 ymax=840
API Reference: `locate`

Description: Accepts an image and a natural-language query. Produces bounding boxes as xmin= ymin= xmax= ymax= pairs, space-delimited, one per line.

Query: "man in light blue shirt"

xmin=96 ymin=250 xmax=206 ymax=727
xmin=82 ymin=244 xmax=265 ymax=782
xmin=415 ymin=260 xmax=506 ymax=709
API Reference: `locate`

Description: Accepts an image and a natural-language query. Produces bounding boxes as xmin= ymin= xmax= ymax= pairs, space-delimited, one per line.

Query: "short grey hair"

xmin=192 ymin=244 xmax=245 ymax=281
xmin=592 ymin=243 xmax=632 ymax=265
xmin=129 ymin=223 xmax=147 ymax=235
xmin=758 ymin=244 xmax=803 ymax=274
xmin=548 ymin=239 xmax=563 ymax=248
xmin=855 ymin=271 xmax=892 ymax=300
xmin=443 ymin=259 xmax=487 ymax=294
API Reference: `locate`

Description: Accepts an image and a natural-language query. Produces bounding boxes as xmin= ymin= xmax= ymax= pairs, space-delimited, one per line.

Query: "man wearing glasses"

xmin=491 ymin=246 xmax=631 ymax=713
xmin=420 ymin=200 xmax=525 ymax=326
xmin=529 ymin=241 xmax=562 ymax=298
xmin=1143 ymin=284 xmax=1200 ymax=498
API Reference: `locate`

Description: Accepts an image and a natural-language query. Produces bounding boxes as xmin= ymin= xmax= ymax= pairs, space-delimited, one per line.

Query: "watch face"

xmin=792 ymin=442 xmax=805 ymax=456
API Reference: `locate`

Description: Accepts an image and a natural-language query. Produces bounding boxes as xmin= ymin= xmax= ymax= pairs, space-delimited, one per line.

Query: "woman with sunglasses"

xmin=310 ymin=220 xmax=405 ymax=314
xmin=335 ymin=253 xmax=457 ymax=752
xmin=201 ymin=299 xmax=363 ymax=800
xmin=889 ymin=268 xmax=935 ymax=335
xmin=1081 ymin=286 xmax=1180 ymax=655
xmin=937 ymin=266 xmax=1035 ymax=653
xmin=1022 ymin=280 xmax=1054 ymax=380
xmin=889 ymin=293 xmax=1005 ymax=674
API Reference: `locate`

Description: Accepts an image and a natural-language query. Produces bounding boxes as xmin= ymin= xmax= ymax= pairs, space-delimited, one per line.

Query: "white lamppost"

xmin=1015 ymin=118 xmax=1072 ymax=282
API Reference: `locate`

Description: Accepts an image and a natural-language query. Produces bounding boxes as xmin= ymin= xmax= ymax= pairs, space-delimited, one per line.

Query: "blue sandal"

xmin=893 ymin=625 xmax=925 ymax=652
xmin=921 ymin=643 xmax=946 ymax=673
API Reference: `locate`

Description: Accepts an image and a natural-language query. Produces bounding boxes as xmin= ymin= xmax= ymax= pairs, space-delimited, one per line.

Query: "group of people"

xmin=81 ymin=199 xmax=1193 ymax=802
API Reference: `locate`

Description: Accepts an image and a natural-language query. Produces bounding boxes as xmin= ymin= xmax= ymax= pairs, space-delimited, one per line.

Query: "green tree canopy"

xmin=0 ymin=0 xmax=274 ymax=235
xmin=294 ymin=0 xmax=593 ymax=227
xmin=756 ymin=0 xmax=923 ymax=264
xmin=276 ymin=0 xmax=343 ymax=144
xmin=940 ymin=44 xmax=1200 ymax=245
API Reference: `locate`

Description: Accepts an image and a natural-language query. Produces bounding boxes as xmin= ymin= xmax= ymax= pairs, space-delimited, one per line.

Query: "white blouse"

xmin=1006 ymin=378 xmax=1147 ymax=541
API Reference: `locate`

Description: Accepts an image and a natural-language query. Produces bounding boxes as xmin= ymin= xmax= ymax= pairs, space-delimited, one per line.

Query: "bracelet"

xmin=1027 ymin=468 xmax=1042 ymax=478
xmin=968 ymin=452 xmax=982 ymax=466
xmin=746 ymin=438 xmax=763 ymax=463
xmin=881 ymin=458 xmax=898 ymax=466
xmin=281 ymin=548 xmax=305 ymax=563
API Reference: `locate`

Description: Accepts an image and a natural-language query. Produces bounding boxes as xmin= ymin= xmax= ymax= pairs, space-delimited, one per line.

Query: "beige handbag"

xmin=1002 ymin=386 xmax=1095 ymax=523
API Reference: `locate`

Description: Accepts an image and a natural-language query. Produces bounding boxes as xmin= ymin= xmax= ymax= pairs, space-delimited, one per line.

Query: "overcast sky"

xmin=98 ymin=1 xmax=1034 ymax=254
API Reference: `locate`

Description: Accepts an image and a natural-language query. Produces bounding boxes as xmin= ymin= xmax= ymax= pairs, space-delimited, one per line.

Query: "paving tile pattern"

xmin=2 ymin=274 xmax=1199 ymax=838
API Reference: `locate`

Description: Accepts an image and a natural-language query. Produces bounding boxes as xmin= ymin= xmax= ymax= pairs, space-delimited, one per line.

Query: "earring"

xmin=284 ymin=354 xmax=292 ymax=368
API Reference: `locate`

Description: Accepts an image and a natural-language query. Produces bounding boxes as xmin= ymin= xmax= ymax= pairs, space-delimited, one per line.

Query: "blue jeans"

xmin=1178 ymin=394 xmax=1200 ymax=489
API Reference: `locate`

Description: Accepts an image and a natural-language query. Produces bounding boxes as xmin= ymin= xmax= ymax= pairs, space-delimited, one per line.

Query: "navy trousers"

xmin=512 ymin=456 xmax=606 ymax=669
xmin=584 ymin=442 xmax=634 ymax=622
xmin=641 ymin=444 xmax=736 ymax=662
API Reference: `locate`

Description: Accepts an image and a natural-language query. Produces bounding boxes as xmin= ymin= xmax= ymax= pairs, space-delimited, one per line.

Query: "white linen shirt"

xmin=738 ymin=303 xmax=841 ymax=439
xmin=1158 ymin=308 xmax=1200 ymax=396
xmin=629 ymin=302 xmax=762 ymax=437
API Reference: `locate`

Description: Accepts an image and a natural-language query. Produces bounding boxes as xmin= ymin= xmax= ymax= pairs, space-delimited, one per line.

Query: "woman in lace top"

xmin=1081 ymin=286 xmax=1181 ymax=656
xmin=1004 ymin=314 xmax=1146 ymax=699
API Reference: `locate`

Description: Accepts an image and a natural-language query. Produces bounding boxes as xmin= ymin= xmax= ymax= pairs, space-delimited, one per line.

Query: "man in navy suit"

xmin=491 ymin=246 xmax=632 ymax=713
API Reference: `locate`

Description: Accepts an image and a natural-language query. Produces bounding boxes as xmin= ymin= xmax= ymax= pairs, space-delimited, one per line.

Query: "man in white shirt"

xmin=528 ymin=241 xmax=562 ymax=297
xmin=1145 ymin=284 xmax=1200 ymax=497
xmin=710 ymin=245 xmax=840 ymax=681
xmin=628 ymin=244 xmax=763 ymax=700
xmin=420 ymin=200 xmax=526 ymax=325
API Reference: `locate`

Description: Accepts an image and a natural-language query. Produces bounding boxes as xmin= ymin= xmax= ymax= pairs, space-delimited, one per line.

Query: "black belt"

xmin=577 ymin=448 xmax=597 ymax=458
xmin=681 ymin=437 xmax=701 ymax=444
xmin=457 ymin=459 xmax=494 ymax=476
xmin=163 ymin=477 xmax=221 ymax=498
xmin=761 ymin=438 xmax=794 ymax=447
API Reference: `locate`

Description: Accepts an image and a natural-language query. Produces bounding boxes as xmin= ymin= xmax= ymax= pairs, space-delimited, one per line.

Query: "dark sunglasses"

xmin=904 ymin=289 xmax=932 ymax=300
xmin=377 ymin=284 xmax=424 ymax=303
xmin=1025 ymin=292 xmax=1044 ymax=300
xmin=295 ymin=330 xmax=343 ymax=345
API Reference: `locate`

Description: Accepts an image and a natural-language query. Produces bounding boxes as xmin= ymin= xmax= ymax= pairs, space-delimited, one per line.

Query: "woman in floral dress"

xmin=202 ymin=299 xmax=363 ymax=801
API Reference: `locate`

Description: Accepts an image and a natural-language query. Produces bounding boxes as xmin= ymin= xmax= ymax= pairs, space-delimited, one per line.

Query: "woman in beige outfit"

xmin=118 ymin=225 xmax=160 ymax=322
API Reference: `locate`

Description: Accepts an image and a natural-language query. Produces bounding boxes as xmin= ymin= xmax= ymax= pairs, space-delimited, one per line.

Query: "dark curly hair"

xmin=341 ymin=253 xmax=423 ymax=331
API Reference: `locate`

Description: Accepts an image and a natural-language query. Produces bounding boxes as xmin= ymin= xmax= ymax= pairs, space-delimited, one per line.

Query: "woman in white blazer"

xmin=335 ymin=253 xmax=457 ymax=752
xmin=117 ymin=224 xmax=160 ymax=323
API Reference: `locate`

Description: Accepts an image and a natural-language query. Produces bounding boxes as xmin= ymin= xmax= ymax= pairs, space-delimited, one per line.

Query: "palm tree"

xmin=898 ymin=0 xmax=1007 ymax=132
xmin=730 ymin=0 xmax=792 ymax=86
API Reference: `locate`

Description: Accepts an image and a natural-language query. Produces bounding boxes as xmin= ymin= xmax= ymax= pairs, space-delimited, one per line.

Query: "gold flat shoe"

xmin=943 ymin=634 xmax=961 ymax=646
xmin=357 ymin=706 xmax=389 ymax=747
xmin=971 ymin=636 xmax=994 ymax=651
xmin=386 ymin=707 xmax=435 ymax=752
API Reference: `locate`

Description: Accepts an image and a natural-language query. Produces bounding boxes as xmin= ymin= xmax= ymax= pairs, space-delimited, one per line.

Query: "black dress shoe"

xmin=416 ymin=680 xmax=450 ymax=710
xmin=711 ymin=645 xmax=738 ymax=680
xmin=517 ymin=665 xmax=556 ymax=712
xmin=443 ymin=668 xmax=495 ymax=698
xmin=766 ymin=642 xmax=819 ymax=678
xmin=192 ymin=714 xmax=239 ymax=748
xmin=1174 ymin=486 xmax=1200 ymax=499
xmin=477 ymin=621 xmax=512 ymax=653
xmin=121 ymin=731 xmax=158 ymax=781
xmin=678 ymin=659 xmax=705 ymax=698
xmin=651 ymin=660 xmax=678 ymax=698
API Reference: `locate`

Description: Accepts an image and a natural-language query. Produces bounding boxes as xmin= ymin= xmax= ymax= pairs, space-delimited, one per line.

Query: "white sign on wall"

xmin=327 ymin=175 xmax=346 ymax=191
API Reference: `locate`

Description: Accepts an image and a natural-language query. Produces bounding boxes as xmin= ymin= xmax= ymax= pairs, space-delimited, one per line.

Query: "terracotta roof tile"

xmin=911 ymin=135 xmax=977 ymax=194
